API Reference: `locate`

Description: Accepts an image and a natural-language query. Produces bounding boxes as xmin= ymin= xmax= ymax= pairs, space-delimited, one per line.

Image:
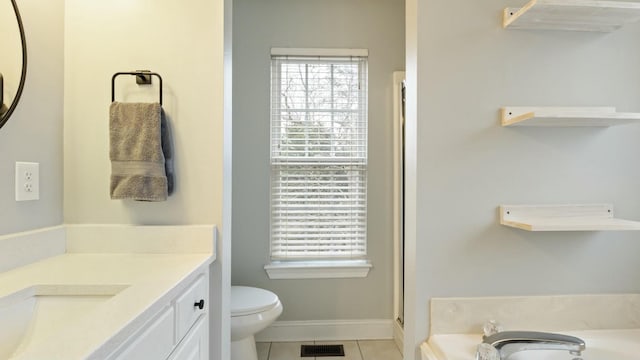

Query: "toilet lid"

xmin=231 ymin=286 xmax=280 ymax=316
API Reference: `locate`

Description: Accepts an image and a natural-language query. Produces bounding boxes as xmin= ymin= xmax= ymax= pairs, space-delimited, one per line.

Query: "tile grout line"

xmin=266 ymin=342 xmax=272 ymax=360
xmin=356 ymin=340 xmax=365 ymax=360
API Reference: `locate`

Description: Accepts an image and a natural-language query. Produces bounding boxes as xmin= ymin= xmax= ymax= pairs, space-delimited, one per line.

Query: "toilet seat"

xmin=231 ymin=286 xmax=280 ymax=317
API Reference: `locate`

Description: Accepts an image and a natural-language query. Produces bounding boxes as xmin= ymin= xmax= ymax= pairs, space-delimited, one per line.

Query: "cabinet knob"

xmin=194 ymin=299 xmax=205 ymax=310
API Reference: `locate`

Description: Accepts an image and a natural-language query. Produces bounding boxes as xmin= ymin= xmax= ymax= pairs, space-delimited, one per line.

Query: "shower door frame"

xmin=392 ymin=71 xmax=406 ymax=351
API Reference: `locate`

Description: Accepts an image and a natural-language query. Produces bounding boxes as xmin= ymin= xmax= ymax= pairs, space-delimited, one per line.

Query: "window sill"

xmin=264 ymin=260 xmax=372 ymax=279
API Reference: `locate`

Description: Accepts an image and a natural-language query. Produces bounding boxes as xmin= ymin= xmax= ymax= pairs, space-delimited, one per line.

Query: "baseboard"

xmin=393 ymin=319 xmax=404 ymax=355
xmin=255 ymin=319 xmax=394 ymax=342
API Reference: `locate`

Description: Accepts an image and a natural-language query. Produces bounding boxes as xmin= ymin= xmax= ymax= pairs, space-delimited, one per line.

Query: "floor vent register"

xmin=300 ymin=344 xmax=345 ymax=357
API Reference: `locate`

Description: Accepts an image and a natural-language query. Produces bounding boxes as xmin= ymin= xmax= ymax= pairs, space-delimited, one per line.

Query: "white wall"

xmin=403 ymin=0 xmax=419 ymax=357
xmin=232 ymin=0 xmax=405 ymax=322
xmin=63 ymin=1 xmax=226 ymax=358
xmin=405 ymin=0 xmax=640 ymax=358
xmin=0 ymin=0 xmax=64 ymax=236
xmin=63 ymin=0 xmax=224 ymax=227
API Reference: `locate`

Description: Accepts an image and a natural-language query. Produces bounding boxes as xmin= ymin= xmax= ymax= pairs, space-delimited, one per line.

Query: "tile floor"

xmin=257 ymin=340 xmax=403 ymax=360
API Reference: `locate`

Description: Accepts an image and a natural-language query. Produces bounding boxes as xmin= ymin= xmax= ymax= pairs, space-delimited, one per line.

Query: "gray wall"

xmin=407 ymin=0 xmax=640 ymax=354
xmin=0 ymin=0 xmax=64 ymax=236
xmin=232 ymin=0 xmax=405 ymax=320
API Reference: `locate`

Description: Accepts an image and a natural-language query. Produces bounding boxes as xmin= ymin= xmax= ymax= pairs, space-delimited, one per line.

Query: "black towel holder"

xmin=111 ymin=70 xmax=163 ymax=105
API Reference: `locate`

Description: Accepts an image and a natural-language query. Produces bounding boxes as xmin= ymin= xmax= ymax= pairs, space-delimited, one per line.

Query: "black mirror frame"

xmin=0 ymin=0 xmax=27 ymax=129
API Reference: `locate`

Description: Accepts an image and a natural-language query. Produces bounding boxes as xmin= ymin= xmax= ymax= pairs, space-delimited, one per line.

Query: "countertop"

xmin=0 ymin=252 xmax=213 ymax=360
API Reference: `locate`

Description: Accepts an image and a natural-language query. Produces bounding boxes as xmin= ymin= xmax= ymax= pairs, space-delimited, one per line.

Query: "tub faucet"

xmin=482 ymin=331 xmax=586 ymax=359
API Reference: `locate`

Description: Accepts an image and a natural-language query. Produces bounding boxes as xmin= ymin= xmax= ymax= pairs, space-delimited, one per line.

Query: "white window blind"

xmin=270 ymin=52 xmax=368 ymax=261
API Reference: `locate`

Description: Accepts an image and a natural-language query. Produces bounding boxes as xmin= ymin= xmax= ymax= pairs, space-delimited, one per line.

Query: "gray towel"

xmin=110 ymin=102 xmax=168 ymax=201
xmin=160 ymin=111 xmax=175 ymax=195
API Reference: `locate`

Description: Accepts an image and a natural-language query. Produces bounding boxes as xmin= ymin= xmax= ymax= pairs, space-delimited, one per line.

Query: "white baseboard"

xmin=255 ymin=319 xmax=394 ymax=342
xmin=393 ymin=319 xmax=404 ymax=355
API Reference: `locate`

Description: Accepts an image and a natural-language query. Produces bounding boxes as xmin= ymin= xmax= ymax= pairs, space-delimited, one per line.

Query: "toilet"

xmin=230 ymin=286 xmax=283 ymax=360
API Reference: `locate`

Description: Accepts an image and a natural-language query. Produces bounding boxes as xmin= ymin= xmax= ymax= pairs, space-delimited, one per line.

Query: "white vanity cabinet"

xmin=108 ymin=271 xmax=209 ymax=360
xmin=168 ymin=317 xmax=208 ymax=360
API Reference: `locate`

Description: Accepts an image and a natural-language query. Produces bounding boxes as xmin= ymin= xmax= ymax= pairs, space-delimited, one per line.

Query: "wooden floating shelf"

xmin=504 ymin=0 xmax=640 ymax=32
xmin=500 ymin=204 xmax=640 ymax=231
xmin=501 ymin=107 xmax=640 ymax=127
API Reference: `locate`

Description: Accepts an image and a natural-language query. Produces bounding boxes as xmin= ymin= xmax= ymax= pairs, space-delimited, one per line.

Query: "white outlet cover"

xmin=15 ymin=162 xmax=39 ymax=201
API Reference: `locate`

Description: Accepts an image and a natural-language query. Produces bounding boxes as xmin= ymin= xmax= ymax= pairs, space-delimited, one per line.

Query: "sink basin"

xmin=509 ymin=331 xmax=640 ymax=359
xmin=0 ymin=285 xmax=128 ymax=359
xmin=511 ymin=348 xmax=636 ymax=359
xmin=427 ymin=329 xmax=640 ymax=360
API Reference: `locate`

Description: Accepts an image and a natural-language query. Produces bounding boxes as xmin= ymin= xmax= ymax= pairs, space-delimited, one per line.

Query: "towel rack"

xmin=111 ymin=70 xmax=163 ymax=105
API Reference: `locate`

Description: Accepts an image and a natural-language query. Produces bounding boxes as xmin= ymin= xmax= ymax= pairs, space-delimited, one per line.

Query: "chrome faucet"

xmin=482 ymin=331 xmax=586 ymax=359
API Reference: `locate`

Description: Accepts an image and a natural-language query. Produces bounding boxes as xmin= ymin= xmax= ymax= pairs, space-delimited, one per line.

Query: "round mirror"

xmin=0 ymin=0 xmax=27 ymax=129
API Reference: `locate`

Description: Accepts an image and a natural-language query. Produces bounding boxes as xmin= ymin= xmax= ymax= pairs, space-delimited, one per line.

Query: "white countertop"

xmin=0 ymin=252 xmax=213 ymax=360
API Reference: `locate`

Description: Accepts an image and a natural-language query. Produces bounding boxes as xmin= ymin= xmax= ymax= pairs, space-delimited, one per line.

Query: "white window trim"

xmin=271 ymin=47 xmax=369 ymax=57
xmin=268 ymin=49 xmax=372 ymax=278
xmin=264 ymin=260 xmax=372 ymax=280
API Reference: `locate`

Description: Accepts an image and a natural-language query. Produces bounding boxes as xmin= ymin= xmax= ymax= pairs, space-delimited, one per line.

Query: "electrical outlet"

xmin=15 ymin=162 xmax=39 ymax=201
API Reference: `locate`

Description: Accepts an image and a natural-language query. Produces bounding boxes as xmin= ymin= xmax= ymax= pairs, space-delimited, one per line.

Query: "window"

xmin=267 ymin=48 xmax=370 ymax=278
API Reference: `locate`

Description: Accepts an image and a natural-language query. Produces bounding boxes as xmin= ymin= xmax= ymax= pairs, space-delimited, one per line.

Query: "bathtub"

xmin=421 ymin=294 xmax=640 ymax=360
xmin=422 ymin=329 xmax=640 ymax=359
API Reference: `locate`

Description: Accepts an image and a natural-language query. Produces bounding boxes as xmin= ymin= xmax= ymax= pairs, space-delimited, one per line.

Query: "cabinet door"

xmin=168 ymin=316 xmax=208 ymax=360
xmin=175 ymin=275 xmax=207 ymax=342
xmin=112 ymin=307 xmax=175 ymax=360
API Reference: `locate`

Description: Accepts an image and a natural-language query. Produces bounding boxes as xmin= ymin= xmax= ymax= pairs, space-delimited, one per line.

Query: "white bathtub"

xmin=422 ymin=329 xmax=640 ymax=360
xmin=422 ymin=294 xmax=640 ymax=360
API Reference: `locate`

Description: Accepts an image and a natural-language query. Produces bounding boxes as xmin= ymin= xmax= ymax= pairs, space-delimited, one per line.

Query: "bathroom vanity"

xmin=106 ymin=269 xmax=209 ymax=360
xmin=0 ymin=225 xmax=216 ymax=360
xmin=420 ymin=294 xmax=640 ymax=360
